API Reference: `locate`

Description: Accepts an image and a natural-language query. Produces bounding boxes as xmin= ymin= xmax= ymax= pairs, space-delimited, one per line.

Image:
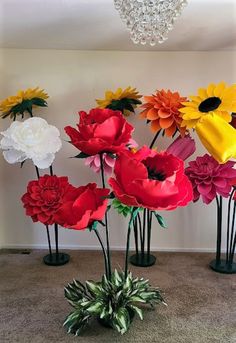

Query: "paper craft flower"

xmin=166 ymin=135 xmax=196 ymax=161
xmin=0 ymin=87 xmax=48 ymax=119
xmin=0 ymin=117 xmax=62 ymax=169
xmin=21 ymin=175 xmax=75 ymax=225
xmin=185 ymin=154 xmax=236 ymax=204
xmin=140 ymin=89 xmax=187 ymax=137
xmin=96 ymin=86 xmax=142 ymax=116
xmin=85 ymin=153 xmax=116 ymax=175
xmin=109 ymin=147 xmax=193 ymax=210
xmin=54 ymin=183 xmax=109 ymax=230
xmin=195 ymin=113 xmax=236 ymax=164
xmin=65 ymin=108 xmax=134 ymax=156
xmin=179 ymin=82 xmax=236 ymax=129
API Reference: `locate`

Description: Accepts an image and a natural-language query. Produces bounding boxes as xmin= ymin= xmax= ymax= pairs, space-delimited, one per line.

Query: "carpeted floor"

xmin=0 ymin=250 xmax=235 ymax=343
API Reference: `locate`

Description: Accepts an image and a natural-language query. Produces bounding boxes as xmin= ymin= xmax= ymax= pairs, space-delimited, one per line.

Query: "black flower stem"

xmin=216 ymin=195 xmax=223 ymax=265
xmin=141 ymin=209 xmax=146 ymax=257
xmin=149 ymin=130 xmax=161 ymax=149
xmin=125 ymin=208 xmax=136 ymax=278
xmin=54 ymin=223 xmax=59 ymax=260
xmin=147 ymin=210 xmax=152 ymax=260
xmin=94 ymin=230 xmax=109 ymax=278
xmin=99 ymin=153 xmax=112 ymax=280
xmin=34 ymin=165 xmax=52 ymax=258
xmin=49 ymin=165 xmax=59 ymax=259
xmin=133 ymin=217 xmax=139 ymax=255
xmin=229 ymin=200 xmax=236 ymax=266
xmin=137 ymin=213 xmax=144 ymax=251
xmin=35 ymin=166 xmax=40 ymax=179
xmin=226 ymin=189 xmax=235 ymax=263
xmin=46 ymin=225 xmax=52 ymax=256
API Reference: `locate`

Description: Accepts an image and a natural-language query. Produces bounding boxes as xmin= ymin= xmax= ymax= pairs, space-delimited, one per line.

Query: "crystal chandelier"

xmin=114 ymin=0 xmax=188 ymax=46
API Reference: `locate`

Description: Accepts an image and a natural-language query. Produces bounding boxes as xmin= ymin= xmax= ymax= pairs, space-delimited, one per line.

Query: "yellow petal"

xmin=207 ymin=83 xmax=215 ymax=97
xmin=214 ymin=81 xmax=226 ymax=97
xmin=196 ymin=113 xmax=236 ymax=163
xmin=198 ymin=88 xmax=208 ymax=99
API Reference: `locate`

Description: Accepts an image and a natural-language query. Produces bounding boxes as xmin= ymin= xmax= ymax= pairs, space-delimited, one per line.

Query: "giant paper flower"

xmin=21 ymin=175 xmax=76 ymax=225
xmin=179 ymin=82 xmax=236 ymax=129
xmin=109 ymin=147 xmax=193 ymax=211
xmin=84 ymin=153 xmax=116 ymax=175
xmin=0 ymin=87 xmax=48 ymax=119
xmin=185 ymin=154 xmax=236 ymax=204
xmin=65 ymin=108 xmax=133 ymax=156
xmin=54 ymin=183 xmax=109 ymax=230
xmin=0 ymin=117 xmax=62 ymax=169
xmin=140 ymin=89 xmax=187 ymax=137
xmin=166 ymin=135 xmax=196 ymax=161
xmin=96 ymin=87 xmax=142 ymax=116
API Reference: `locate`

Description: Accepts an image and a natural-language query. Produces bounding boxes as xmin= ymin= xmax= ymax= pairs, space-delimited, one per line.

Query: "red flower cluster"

xmin=65 ymin=108 xmax=134 ymax=156
xmin=109 ymin=147 xmax=193 ymax=211
xmin=21 ymin=175 xmax=75 ymax=225
xmin=22 ymin=175 xmax=109 ymax=230
xmin=54 ymin=183 xmax=109 ymax=230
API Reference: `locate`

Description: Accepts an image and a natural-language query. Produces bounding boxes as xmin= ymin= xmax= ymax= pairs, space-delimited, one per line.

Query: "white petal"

xmin=3 ymin=149 xmax=26 ymax=164
xmin=0 ymin=136 xmax=14 ymax=149
xmin=32 ymin=153 xmax=55 ymax=169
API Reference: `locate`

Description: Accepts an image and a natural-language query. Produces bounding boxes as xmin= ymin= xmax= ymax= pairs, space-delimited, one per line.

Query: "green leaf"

xmin=129 ymin=305 xmax=143 ymax=320
xmin=86 ymin=280 xmax=102 ymax=297
xmin=112 ymin=199 xmax=133 ymax=217
xmin=153 ymin=212 xmax=167 ymax=228
xmin=86 ymin=301 xmax=103 ymax=314
xmin=115 ymin=307 xmax=130 ymax=334
xmin=88 ymin=221 xmax=98 ymax=232
xmin=73 ymin=152 xmax=90 ymax=158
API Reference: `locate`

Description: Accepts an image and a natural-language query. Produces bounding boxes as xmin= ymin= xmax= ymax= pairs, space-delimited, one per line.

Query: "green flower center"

xmin=147 ymin=168 xmax=166 ymax=181
xmin=198 ymin=97 xmax=221 ymax=113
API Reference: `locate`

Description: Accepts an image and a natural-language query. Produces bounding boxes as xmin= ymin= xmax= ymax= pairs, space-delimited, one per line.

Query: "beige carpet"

xmin=0 ymin=250 xmax=235 ymax=343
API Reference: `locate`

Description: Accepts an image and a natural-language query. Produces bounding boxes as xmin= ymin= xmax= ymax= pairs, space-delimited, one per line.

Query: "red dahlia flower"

xmin=54 ymin=183 xmax=109 ymax=230
xmin=109 ymin=147 xmax=193 ymax=211
xmin=65 ymin=108 xmax=134 ymax=156
xmin=21 ymin=175 xmax=75 ymax=225
xmin=185 ymin=154 xmax=236 ymax=204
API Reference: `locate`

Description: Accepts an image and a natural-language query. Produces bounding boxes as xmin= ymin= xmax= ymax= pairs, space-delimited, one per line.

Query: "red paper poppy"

xmin=54 ymin=183 xmax=109 ymax=230
xmin=21 ymin=175 xmax=76 ymax=225
xmin=109 ymin=147 xmax=193 ymax=211
xmin=65 ymin=108 xmax=134 ymax=156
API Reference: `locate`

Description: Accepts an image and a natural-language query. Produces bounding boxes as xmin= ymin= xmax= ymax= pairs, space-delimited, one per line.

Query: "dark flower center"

xmin=42 ymin=189 xmax=59 ymax=205
xmin=198 ymin=97 xmax=221 ymax=113
xmin=147 ymin=168 xmax=166 ymax=181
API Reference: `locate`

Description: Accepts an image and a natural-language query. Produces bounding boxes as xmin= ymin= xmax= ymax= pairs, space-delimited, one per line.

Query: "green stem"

xmin=125 ymin=208 xmax=136 ymax=278
xmin=94 ymin=230 xmax=109 ymax=278
xmin=99 ymin=153 xmax=112 ymax=280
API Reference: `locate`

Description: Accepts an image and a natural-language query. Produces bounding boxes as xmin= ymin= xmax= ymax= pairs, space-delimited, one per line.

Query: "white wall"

xmin=0 ymin=49 xmax=235 ymax=252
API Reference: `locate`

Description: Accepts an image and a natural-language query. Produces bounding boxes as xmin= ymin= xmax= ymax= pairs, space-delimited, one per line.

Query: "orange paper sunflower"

xmin=140 ymin=89 xmax=187 ymax=137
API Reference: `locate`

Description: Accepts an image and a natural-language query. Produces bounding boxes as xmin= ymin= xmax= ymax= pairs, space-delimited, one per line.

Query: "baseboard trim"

xmin=0 ymin=244 xmax=219 ymax=253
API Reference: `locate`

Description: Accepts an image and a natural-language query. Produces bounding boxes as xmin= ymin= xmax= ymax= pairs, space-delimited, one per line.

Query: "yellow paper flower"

xmin=196 ymin=113 xmax=236 ymax=164
xmin=179 ymin=82 xmax=236 ymax=129
xmin=0 ymin=87 xmax=49 ymax=120
xmin=96 ymin=86 xmax=142 ymax=116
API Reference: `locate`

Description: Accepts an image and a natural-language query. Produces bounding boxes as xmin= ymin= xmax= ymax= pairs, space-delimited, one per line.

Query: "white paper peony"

xmin=0 ymin=117 xmax=62 ymax=169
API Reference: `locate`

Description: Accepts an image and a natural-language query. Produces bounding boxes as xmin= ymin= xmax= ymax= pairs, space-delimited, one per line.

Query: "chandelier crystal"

xmin=114 ymin=0 xmax=188 ymax=46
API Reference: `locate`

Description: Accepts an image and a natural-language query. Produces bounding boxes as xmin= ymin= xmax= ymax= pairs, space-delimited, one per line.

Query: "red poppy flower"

xmin=65 ymin=108 xmax=134 ymax=156
xmin=109 ymin=147 xmax=193 ymax=211
xmin=54 ymin=183 xmax=109 ymax=230
xmin=21 ymin=175 xmax=75 ymax=225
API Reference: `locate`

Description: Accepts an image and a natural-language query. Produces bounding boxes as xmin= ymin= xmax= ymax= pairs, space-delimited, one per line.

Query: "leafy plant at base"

xmin=64 ymin=270 xmax=165 ymax=336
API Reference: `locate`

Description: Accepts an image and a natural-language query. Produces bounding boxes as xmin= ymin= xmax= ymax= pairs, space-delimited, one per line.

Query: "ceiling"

xmin=0 ymin=0 xmax=235 ymax=51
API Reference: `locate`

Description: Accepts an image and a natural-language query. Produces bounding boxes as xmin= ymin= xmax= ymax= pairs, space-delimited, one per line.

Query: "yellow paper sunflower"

xmin=0 ymin=87 xmax=49 ymax=120
xmin=96 ymin=86 xmax=142 ymax=116
xmin=179 ymin=81 xmax=236 ymax=129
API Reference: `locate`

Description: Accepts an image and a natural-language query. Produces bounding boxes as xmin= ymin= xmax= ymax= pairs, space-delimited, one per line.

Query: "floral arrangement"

xmin=0 ymin=87 xmax=68 ymax=266
xmin=1 ymin=81 xmax=236 ymax=338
